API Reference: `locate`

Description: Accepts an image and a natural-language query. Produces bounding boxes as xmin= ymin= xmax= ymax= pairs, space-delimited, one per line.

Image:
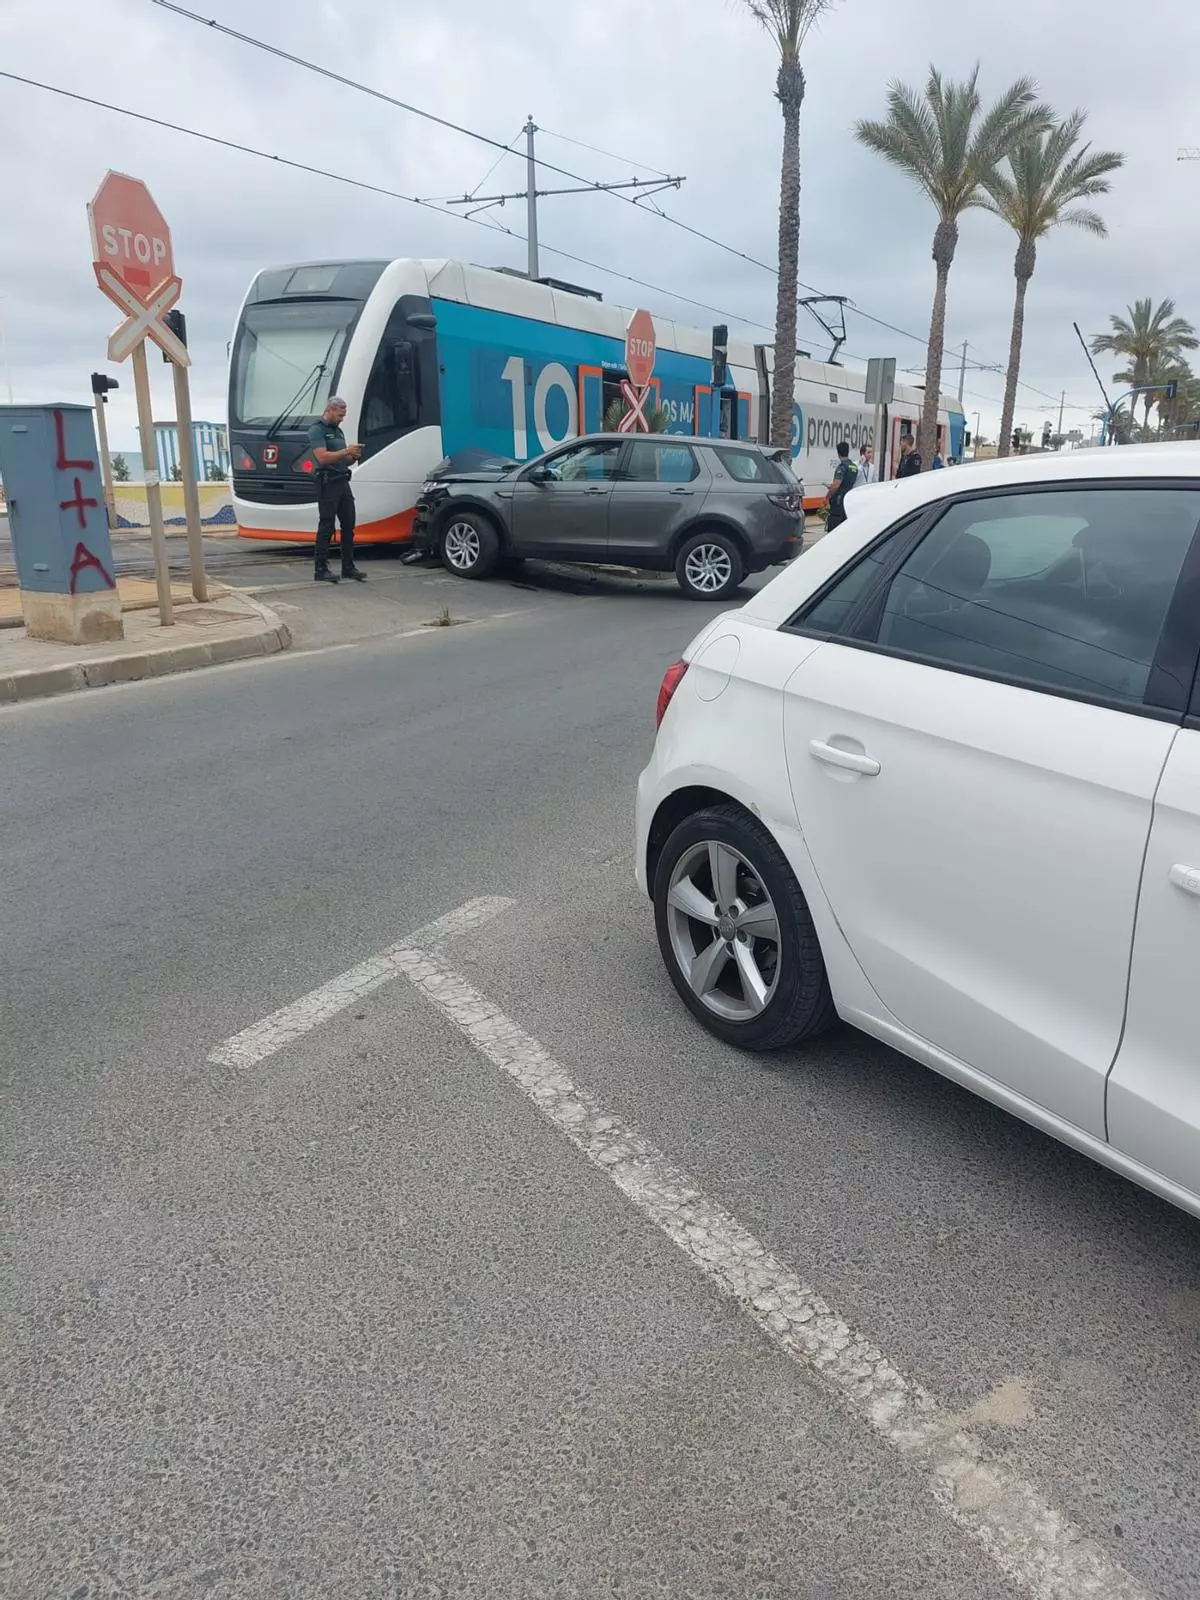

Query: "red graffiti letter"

xmin=60 ymin=477 xmax=99 ymax=529
xmin=68 ymin=542 xmax=115 ymax=594
xmin=54 ymin=409 xmax=94 ymax=471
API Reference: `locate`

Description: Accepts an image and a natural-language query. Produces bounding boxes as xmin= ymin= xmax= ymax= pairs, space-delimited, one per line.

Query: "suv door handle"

xmin=583 ymin=485 xmax=607 ymax=495
xmin=809 ymin=739 xmax=881 ymax=777
xmin=669 ymin=487 xmax=694 ymax=495
xmin=1168 ymin=863 xmax=1200 ymax=897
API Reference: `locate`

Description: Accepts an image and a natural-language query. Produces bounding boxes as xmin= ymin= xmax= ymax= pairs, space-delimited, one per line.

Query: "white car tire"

xmin=653 ymin=803 xmax=836 ymax=1051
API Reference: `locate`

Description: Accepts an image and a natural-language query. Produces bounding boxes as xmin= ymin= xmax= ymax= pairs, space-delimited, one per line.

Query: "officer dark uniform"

xmin=308 ymin=397 xmax=365 ymax=583
xmin=825 ymin=442 xmax=859 ymax=531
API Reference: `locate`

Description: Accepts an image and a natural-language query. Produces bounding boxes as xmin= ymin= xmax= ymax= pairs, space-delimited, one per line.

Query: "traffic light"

xmin=711 ymin=323 xmax=728 ymax=388
xmin=1012 ymin=430 xmax=1021 ymax=452
xmin=1042 ymin=421 xmax=1052 ymax=449
xmin=963 ymin=429 xmax=972 ymax=450
xmin=90 ymin=372 xmax=119 ymax=402
xmin=1165 ymin=380 xmax=1179 ymax=400
xmin=162 ymin=309 xmax=187 ymax=364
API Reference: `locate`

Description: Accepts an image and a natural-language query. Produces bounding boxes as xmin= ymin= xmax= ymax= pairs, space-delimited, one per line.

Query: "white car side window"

xmin=875 ymin=487 xmax=1200 ymax=704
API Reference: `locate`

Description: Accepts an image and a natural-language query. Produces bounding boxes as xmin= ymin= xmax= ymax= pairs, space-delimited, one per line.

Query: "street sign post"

xmin=87 ymin=171 xmax=206 ymax=615
xmin=162 ymin=310 xmax=207 ymax=602
xmin=864 ymin=357 xmax=897 ymax=477
xmin=90 ymin=372 xmax=120 ymax=531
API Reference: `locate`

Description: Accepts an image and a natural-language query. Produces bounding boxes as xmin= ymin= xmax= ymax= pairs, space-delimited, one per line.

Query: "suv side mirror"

xmin=527 ymin=465 xmax=552 ymax=484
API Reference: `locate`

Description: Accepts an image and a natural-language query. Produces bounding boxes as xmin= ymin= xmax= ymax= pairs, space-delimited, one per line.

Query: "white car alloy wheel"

xmin=665 ymin=839 xmax=780 ymax=1021
xmin=443 ymin=520 xmax=481 ymax=572
xmin=683 ymin=543 xmax=734 ymax=594
xmin=652 ymin=804 xmax=836 ymax=1050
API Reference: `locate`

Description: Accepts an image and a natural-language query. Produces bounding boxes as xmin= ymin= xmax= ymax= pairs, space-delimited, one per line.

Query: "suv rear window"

xmin=713 ymin=447 xmax=786 ymax=484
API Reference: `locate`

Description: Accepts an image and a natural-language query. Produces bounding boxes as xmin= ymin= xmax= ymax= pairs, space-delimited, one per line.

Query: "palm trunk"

xmin=998 ymin=241 xmax=1035 ymax=459
xmin=769 ymin=89 xmax=803 ymax=450
xmin=919 ymin=220 xmax=957 ymax=462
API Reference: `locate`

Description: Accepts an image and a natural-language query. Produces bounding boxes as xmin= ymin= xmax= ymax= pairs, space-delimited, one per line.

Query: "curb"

xmin=0 ymin=596 xmax=291 ymax=706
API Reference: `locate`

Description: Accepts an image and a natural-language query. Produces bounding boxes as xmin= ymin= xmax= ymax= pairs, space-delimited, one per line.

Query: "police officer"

xmin=308 ymin=397 xmax=365 ymax=583
xmin=824 ymin=440 xmax=859 ymax=531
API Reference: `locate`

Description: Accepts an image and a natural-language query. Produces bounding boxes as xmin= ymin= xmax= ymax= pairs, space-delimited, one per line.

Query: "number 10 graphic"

xmin=500 ymin=356 xmax=579 ymax=458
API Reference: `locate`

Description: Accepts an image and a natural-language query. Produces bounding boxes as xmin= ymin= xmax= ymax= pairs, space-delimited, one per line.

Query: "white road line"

xmin=392 ymin=938 xmax=1153 ymax=1600
xmin=207 ymin=896 xmax=513 ymax=1068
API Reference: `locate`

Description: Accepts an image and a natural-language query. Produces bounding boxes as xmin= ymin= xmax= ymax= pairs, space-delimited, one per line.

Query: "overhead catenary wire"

xmin=427 ymin=127 xmax=526 ymax=206
xmin=146 ymin=0 xmax=1089 ymax=412
xmin=146 ymin=3 xmax=686 ymax=218
xmin=3 ymin=113 xmax=1048 ymax=414
xmin=0 ymin=67 xmax=1020 ymax=418
xmin=0 ymin=71 xmax=776 ymax=336
xmin=537 ymin=125 xmax=673 ymax=181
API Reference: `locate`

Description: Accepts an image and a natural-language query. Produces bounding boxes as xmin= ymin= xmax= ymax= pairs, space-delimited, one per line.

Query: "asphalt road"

xmin=4 ymin=564 xmax=1200 ymax=1600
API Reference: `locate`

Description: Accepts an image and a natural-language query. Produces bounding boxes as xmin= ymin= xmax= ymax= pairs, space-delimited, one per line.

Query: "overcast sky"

xmin=1 ymin=0 xmax=1197 ymax=449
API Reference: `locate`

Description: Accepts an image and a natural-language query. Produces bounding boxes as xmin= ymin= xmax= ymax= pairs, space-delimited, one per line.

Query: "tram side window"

xmin=362 ymin=340 xmax=420 ymax=438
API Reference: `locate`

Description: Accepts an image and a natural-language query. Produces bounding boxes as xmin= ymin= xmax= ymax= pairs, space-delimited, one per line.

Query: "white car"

xmin=637 ymin=445 xmax=1200 ymax=1218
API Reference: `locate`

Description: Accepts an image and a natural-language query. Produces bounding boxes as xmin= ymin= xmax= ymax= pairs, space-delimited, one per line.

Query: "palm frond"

xmin=982 ymin=110 xmax=1122 ymax=244
xmin=969 ymin=75 xmax=1047 ymax=169
xmin=856 ymin=65 xmax=1054 ymax=222
xmin=1058 ymin=207 xmax=1108 ymax=236
xmin=739 ymin=0 xmax=836 ymax=55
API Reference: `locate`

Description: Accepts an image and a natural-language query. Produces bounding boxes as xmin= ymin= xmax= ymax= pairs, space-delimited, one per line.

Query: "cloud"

xmin=2 ymin=0 xmax=1196 ymax=446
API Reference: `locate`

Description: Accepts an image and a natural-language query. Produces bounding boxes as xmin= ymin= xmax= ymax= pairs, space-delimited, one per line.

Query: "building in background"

xmin=153 ymin=420 xmax=230 ymax=482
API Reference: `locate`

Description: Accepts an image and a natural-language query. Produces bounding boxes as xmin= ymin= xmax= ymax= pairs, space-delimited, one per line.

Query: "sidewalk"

xmin=0 ymin=575 xmax=200 ymax=627
xmin=0 ymin=588 xmax=291 ymax=706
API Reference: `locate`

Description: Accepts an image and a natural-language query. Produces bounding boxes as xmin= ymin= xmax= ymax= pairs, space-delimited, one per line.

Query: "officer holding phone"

xmin=308 ymin=397 xmax=365 ymax=583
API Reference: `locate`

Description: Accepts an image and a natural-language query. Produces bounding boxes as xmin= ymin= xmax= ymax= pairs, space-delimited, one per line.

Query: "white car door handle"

xmin=809 ymin=739 xmax=880 ymax=777
xmin=1168 ymin=863 xmax=1200 ymax=897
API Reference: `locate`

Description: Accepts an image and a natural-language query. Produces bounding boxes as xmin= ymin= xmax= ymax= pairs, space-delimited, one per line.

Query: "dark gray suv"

xmin=412 ymin=433 xmax=804 ymax=600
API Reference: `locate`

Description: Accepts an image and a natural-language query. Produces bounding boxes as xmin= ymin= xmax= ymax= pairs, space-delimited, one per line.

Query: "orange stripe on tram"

xmin=236 ymin=508 xmax=417 ymax=545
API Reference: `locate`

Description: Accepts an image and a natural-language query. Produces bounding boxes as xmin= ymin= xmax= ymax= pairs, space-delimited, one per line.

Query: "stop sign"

xmin=625 ymin=308 xmax=656 ymax=390
xmin=88 ymin=171 xmax=175 ymax=300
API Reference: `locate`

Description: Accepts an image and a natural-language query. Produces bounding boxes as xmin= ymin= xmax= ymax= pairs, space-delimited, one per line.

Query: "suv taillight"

xmin=656 ymin=660 xmax=688 ymax=729
xmin=767 ymin=490 xmax=802 ymax=516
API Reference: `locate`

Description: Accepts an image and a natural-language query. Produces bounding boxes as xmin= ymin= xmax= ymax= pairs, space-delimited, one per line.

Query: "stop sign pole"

xmin=87 ymin=172 xmax=207 ymax=618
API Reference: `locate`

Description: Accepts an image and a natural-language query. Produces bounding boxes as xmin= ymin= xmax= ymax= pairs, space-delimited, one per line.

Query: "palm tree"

xmin=856 ymin=66 xmax=1049 ymax=462
xmin=1156 ymin=366 xmax=1200 ymax=437
xmin=982 ymin=113 xmax=1123 ymax=458
xmin=1112 ymin=353 xmax=1194 ymax=436
xmin=741 ymin=0 xmax=836 ymax=449
xmin=1093 ymin=403 xmax=1134 ymax=445
xmin=1091 ymin=298 xmax=1198 ymax=429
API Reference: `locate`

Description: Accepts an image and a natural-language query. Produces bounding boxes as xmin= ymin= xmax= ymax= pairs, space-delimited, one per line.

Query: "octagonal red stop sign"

xmin=88 ymin=171 xmax=175 ymax=300
xmin=625 ymin=308 xmax=656 ymax=390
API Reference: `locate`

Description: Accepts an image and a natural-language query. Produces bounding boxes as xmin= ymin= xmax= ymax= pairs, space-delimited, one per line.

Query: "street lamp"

xmin=1101 ymin=381 xmax=1177 ymax=445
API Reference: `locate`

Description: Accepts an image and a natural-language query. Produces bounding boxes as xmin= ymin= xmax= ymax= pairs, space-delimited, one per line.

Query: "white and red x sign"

xmin=616 ymin=379 xmax=650 ymax=433
xmin=96 ymin=266 xmax=190 ymax=367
